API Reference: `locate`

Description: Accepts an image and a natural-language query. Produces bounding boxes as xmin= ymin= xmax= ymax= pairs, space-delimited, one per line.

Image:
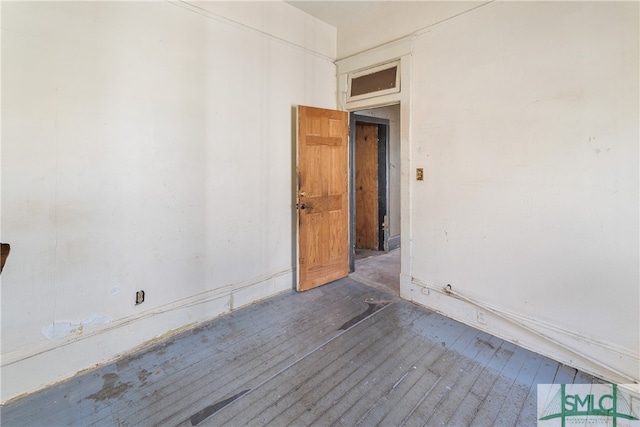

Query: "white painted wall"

xmin=355 ymin=105 xmax=401 ymax=241
xmin=3 ymin=0 xmax=638 ymax=403
xmin=339 ymin=1 xmax=639 ymax=385
xmin=1 ymin=1 xmax=336 ymax=402
xmin=335 ymin=1 xmax=485 ymax=59
xmin=405 ymin=1 xmax=639 ymax=384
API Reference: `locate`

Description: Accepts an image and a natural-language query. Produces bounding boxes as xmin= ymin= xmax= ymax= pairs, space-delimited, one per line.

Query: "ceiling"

xmin=284 ymin=1 xmax=392 ymax=29
xmin=285 ymin=1 xmax=491 ymax=59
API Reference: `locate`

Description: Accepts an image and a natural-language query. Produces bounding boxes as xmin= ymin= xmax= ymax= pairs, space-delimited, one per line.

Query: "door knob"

xmin=300 ymin=204 xmax=307 ymax=209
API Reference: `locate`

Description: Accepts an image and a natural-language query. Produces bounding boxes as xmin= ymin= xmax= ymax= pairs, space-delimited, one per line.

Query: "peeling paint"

xmin=86 ymin=373 xmax=131 ymax=401
xmin=41 ymin=313 xmax=112 ymax=339
xmin=137 ymin=369 xmax=151 ymax=386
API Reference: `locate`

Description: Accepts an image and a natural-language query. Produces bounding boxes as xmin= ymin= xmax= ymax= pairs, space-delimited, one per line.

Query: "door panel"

xmin=355 ymin=123 xmax=379 ymax=250
xmin=297 ymin=106 xmax=349 ymax=291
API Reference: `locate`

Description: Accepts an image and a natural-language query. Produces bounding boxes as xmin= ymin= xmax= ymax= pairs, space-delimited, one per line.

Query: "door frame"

xmin=337 ymin=43 xmax=412 ymax=298
xmin=349 ymin=113 xmax=390 ymax=273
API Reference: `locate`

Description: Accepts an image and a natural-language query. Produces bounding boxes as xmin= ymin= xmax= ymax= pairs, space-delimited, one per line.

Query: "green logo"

xmin=538 ymin=384 xmax=639 ymax=427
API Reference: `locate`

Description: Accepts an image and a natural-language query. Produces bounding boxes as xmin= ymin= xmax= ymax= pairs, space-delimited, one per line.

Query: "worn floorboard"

xmin=1 ymin=277 xmax=599 ymax=427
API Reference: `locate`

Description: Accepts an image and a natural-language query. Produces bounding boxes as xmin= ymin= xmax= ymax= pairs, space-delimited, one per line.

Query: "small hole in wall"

xmin=136 ymin=290 xmax=145 ymax=305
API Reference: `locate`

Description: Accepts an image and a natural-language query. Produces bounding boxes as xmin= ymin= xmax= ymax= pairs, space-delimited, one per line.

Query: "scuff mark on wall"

xmin=41 ymin=314 xmax=112 ymax=339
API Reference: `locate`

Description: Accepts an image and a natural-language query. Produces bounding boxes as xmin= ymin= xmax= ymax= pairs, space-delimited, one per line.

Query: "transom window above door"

xmin=348 ymin=61 xmax=400 ymax=102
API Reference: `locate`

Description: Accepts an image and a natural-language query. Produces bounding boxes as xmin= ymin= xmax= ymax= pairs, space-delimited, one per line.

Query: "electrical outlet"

xmin=136 ymin=290 xmax=145 ymax=305
xmin=477 ymin=310 xmax=486 ymax=324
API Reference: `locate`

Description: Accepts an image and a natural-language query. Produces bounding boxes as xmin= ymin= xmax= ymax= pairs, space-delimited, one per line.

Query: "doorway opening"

xmin=349 ymin=105 xmax=401 ymax=295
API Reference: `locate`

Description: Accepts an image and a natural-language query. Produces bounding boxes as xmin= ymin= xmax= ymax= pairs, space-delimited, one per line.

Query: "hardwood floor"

xmin=1 ymin=278 xmax=598 ymax=426
xmin=351 ymin=248 xmax=401 ymax=295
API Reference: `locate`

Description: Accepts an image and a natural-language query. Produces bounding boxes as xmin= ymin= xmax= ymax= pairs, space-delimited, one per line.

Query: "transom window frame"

xmin=347 ymin=61 xmax=400 ymax=103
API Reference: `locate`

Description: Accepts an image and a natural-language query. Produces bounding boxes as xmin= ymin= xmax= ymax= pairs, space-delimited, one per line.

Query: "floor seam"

xmin=207 ymin=300 xmax=399 ymax=424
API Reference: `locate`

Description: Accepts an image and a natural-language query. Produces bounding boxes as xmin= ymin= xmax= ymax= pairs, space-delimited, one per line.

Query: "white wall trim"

xmin=336 ymin=36 xmax=413 ymax=75
xmin=1 ymin=268 xmax=293 ymax=369
xmin=344 ymin=94 xmax=402 ymax=113
xmin=1 ymin=269 xmax=293 ymax=403
xmin=405 ymin=278 xmax=640 ymax=386
xmin=338 ymin=40 xmax=413 ymax=313
xmin=170 ymin=0 xmax=335 ymax=62
xmin=412 ymin=1 xmax=496 ymax=39
xmin=347 ymin=60 xmax=400 ymax=103
xmin=398 ymin=53 xmax=412 ymax=300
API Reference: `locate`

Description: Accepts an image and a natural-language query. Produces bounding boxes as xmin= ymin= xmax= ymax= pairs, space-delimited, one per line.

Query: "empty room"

xmin=1 ymin=1 xmax=638 ymax=426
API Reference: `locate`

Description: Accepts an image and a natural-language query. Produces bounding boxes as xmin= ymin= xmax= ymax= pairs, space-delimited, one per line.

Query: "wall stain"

xmin=190 ymin=389 xmax=250 ymax=425
xmin=87 ymin=373 xmax=131 ymax=401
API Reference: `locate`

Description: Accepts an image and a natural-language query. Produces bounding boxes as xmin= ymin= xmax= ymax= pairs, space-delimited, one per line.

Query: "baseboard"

xmin=0 ymin=269 xmax=293 ymax=404
xmin=388 ymin=235 xmax=400 ymax=251
xmin=401 ymin=278 xmax=640 ymax=388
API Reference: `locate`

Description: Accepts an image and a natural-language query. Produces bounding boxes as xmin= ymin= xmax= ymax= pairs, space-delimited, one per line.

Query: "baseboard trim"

xmin=1 ymin=269 xmax=293 ymax=403
xmin=402 ymin=278 xmax=640 ymax=387
xmin=388 ymin=235 xmax=400 ymax=251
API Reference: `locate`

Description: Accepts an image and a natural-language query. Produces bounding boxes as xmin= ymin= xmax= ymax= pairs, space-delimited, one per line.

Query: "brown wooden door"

xmin=355 ymin=123 xmax=379 ymax=250
xmin=297 ymin=106 xmax=349 ymax=291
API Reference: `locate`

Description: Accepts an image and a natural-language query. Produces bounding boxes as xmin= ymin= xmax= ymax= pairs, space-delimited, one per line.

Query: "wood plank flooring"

xmin=1 ymin=278 xmax=598 ymax=426
xmin=351 ymin=249 xmax=400 ymax=295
